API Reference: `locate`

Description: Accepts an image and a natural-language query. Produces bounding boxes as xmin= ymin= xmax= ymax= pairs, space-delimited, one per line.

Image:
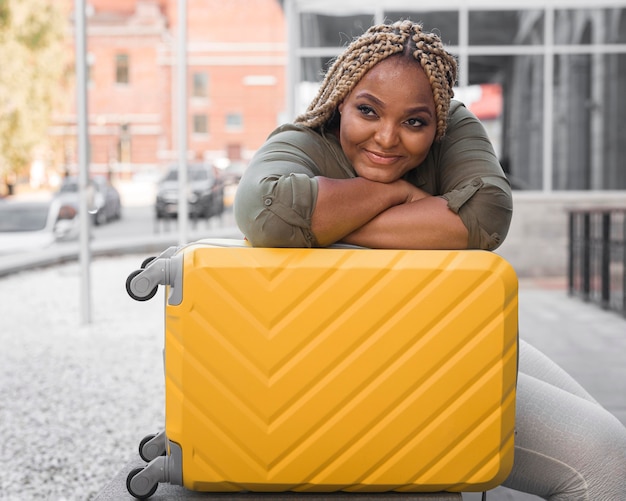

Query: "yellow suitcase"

xmin=125 ymin=239 xmax=518 ymax=498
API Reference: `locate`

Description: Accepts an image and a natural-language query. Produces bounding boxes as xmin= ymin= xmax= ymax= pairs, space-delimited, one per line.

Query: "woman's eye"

xmin=406 ymin=118 xmax=425 ymax=128
xmin=357 ymin=104 xmax=375 ymax=116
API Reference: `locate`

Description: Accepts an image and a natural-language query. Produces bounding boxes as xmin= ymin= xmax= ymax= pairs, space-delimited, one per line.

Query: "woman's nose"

xmin=374 ymin=121 xmax=399 ymax=148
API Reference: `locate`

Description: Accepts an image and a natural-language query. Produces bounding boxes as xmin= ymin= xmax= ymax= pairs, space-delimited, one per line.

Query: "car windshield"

xmin=0 ymin=204 xmax=49 ymax=232
xmin=163 ymin=167 xmax=209 ymax=182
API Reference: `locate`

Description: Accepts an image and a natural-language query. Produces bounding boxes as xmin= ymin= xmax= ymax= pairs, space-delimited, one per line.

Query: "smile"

xmin=364 ymin=149 xmax=402 ymax=165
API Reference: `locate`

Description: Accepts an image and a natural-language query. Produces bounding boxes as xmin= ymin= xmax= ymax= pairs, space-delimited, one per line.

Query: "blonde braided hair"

xmin=295 ymin=20 xmax=458 ymax=141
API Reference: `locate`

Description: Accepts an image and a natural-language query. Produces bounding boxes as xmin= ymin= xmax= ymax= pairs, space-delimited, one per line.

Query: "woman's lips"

xmin=364 ymin=149 xmax=401 ymax=165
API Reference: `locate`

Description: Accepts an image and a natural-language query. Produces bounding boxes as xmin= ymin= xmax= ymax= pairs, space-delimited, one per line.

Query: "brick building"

xmin=54 ymin=0 xmax=286 ymax=178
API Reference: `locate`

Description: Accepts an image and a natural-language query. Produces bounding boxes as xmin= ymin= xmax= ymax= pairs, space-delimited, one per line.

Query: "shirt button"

xmin=264 ymin=198 xmax=273 ymax=206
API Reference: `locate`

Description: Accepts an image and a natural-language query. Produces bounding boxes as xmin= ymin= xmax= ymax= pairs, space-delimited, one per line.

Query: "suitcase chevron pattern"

xmin=163 ymin=244 xmax=518 ymax=493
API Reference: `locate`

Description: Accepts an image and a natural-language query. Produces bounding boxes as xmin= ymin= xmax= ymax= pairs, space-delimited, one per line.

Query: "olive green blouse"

xmin=234 ymin=101 xmax=512 ymax=250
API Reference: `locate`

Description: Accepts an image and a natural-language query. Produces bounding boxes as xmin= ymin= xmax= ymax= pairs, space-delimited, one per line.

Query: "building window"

xmin=290 ymin=4 xmax=626 ymax=191
xmin=118 ymin=123 xmax=131 ymax=163
xmin=87 ymin=52 xmax=95 ymax=85
xmin=192 ymin=72 xmax=209 ymax=98
xmin=193 ymin=114 xmax=208 ymax=134
xmin=115 ymin=54 xmax=129 ymax=84
xmin=225 ymin=113 xmax=243 ymax=131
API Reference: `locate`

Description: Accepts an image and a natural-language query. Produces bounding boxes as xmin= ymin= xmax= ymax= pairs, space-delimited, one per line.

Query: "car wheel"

xmin=95 ymin=210 xmax=107 ymax=226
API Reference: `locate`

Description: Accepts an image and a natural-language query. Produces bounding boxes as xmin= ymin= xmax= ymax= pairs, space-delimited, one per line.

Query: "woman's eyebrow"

xmin=355 ymin=92 xmax=434 ymax=118
xmin=406 ymin=105 xmax=434 ymax=118
xmin=355 ymin=91 xmax=384 ymax=107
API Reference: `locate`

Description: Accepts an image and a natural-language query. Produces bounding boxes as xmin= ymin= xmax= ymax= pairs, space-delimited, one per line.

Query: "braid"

xmin=411 ymin=26 xmax=457 ymax=140
xmin=295 ymin=20 xmax=458 ymax=141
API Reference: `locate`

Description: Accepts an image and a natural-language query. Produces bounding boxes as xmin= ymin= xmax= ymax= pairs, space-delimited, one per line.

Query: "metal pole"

xmin=582 ymin=212 xmax=590 ymax=302
xmin=75 ymin=0 xmax=91 ymax=324
xmin=622 ymin=213 xmax=626 ymax=318
xmin=567 ymin=211 xmax=575 ymax=297
xmin=177 ymin=0 xmax=189 ymax=245
xmin=285 ymin=0 xmax=295 ymax=120
xmin=601 ymin=212 xmax=611 ymax=310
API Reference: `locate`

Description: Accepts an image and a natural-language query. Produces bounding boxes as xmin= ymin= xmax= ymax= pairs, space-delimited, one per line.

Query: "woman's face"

xmin=337 ymin=56 xmax=437 ymax=183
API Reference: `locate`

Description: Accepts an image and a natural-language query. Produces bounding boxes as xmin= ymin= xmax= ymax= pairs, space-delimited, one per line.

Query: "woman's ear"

xmin=337 ymin=101 xmax=344 ymax=115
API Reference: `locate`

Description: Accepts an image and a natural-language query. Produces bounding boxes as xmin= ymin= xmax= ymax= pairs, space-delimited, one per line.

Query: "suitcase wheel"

xmin=139 ymin=432 xmax=167 ymax=462
xmin=140 ymin=256 xmax=156 ymax=269
xmin=126 ymin=270 xmax=158 ymax=302
xmin=126 ymin=467 xmax=158 ymax=500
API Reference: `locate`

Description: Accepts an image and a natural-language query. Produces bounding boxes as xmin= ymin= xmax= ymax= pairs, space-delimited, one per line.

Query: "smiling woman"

xmin=233 ymin=19 xmax=626 ymax=501
xmin=234 ymin=20 xmax=510 ymax=251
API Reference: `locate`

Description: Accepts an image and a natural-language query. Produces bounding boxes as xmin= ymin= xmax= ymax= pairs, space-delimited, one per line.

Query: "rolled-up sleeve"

xmin=235 ymin=169 xmax=318 ymax=247
xmin=234 ymin=126 xmax=342 ymax=247
xmin=435 ymin=103 xmax=513 ymax=250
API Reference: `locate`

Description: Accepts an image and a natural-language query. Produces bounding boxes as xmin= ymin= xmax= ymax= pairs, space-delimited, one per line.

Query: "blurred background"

xmin=1 ymin=0 xmax=625 ymax=278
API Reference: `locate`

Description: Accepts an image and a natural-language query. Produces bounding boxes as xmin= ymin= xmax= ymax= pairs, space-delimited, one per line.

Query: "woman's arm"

xmin=339 ymin=196 xmax=469 ymax=249
xmin=310 ymin=176 xmax=431 ymax=247
xmin=311 ymin=176 xmax=467 ymax=249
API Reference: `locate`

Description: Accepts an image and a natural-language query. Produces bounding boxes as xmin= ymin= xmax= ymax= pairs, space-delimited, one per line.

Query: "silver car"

xmin=0 ymin=196 xmax=80 ymax=255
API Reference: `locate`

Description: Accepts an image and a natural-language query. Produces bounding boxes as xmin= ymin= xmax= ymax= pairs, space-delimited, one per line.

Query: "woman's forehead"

xmin=351 ymin=57 xmax=435 ymax=108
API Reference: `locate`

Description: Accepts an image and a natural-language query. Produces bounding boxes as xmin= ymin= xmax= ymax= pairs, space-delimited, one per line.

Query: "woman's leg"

xmin=502 ymin=339 xmax=626 ymax=500
xmin=518 ymin=339 xmax=598 ymax=404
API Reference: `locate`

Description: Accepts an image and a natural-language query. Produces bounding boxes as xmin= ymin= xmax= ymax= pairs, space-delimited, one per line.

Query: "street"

xmin=0 ymin=179 xmax=242 ymax=278
xmin=90 ymin=203 xmax=237 ymax=243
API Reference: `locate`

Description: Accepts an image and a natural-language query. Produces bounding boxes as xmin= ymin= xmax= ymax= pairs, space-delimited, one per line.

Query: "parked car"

xmin=0 ymin=196 xmax=80 ymax=255
xmin=220 ymin=161 xmax=247 ymax=186
xmin=56 ymin=175 xmax=122 ymax=225
xmin=91 ymin=175 xmax=122 ymax=224
xmin=155 ymin=164 xmax=224 ymax=220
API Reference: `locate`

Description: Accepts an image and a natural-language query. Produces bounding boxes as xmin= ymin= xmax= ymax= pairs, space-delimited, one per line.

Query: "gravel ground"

xmin=0 ymin=255 xmax=166 ymax=500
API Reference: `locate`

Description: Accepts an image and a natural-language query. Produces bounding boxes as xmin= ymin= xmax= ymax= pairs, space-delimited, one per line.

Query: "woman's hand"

xmin=395 ymin=178 xmax=430 ymax=204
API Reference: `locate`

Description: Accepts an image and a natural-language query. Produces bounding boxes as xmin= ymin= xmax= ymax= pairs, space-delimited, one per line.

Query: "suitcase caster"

xmin=127 ymin=444 xmax=183 ymax=499
xmin=126 ymin=269 xmax=159 ymax=301
xmin=139 ymin=431 xmax=167 ymax=462
xmin=126 ymin=248 xmax=183 ymax=303
xmin=126 ymin=466 xmax=158 ymax=499
xmin=141 ymin=256 xmax=157 ymax=269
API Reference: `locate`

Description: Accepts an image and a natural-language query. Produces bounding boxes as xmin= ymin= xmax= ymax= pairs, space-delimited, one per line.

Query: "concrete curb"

xmin=0 ymin=226 xmax=244 ymax=278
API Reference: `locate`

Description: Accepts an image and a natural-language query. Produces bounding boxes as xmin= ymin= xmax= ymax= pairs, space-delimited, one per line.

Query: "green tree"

xmin=0 ymin=0 xmax=66 ymax=194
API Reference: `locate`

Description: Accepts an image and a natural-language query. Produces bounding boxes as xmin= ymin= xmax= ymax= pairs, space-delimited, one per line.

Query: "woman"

xmin=234 ymin=20 xmax=626 ymax=500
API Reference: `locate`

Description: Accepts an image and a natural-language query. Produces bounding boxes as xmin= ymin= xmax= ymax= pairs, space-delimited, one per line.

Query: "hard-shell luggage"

xmin=125 ymin=239 xmax=518 ymax=499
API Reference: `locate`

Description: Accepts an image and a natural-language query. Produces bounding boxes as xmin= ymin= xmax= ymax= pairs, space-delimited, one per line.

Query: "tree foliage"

xmin=0 ymin=0 xmax=66 ymax=182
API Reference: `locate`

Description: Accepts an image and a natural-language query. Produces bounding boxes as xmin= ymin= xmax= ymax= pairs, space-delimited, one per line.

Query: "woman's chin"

xmin=358 ymin=171 xmax=397 ymax=183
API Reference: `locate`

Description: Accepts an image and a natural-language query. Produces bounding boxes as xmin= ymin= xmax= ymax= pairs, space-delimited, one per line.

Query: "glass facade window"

xmin=384 ymin=11 xmax=459 ymax=45
xmin=468 ymin=10 xmax=544 ymax=45
xmin=300 ymin=13 xmax=371 ymax=47
xmin=555 ymin=8 xmax=626 ymax=44
xmin=552 ymin=53 xmax=626 ymax=190
xmin=288 ymin=1 xmax=626 ymax=191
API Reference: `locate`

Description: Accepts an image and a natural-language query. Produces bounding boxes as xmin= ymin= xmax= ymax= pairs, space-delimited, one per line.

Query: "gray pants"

xmin=502 ymin=339 xmax=626 ymax=500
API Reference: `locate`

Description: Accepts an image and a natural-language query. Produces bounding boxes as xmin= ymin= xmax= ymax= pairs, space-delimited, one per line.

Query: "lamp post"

xmin=75 ymin=0 xmax=91 ymax=324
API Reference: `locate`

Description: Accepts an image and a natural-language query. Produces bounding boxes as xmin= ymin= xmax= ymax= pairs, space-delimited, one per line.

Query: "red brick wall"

xmin=54 ymin=0 xmax=285 ymax=174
